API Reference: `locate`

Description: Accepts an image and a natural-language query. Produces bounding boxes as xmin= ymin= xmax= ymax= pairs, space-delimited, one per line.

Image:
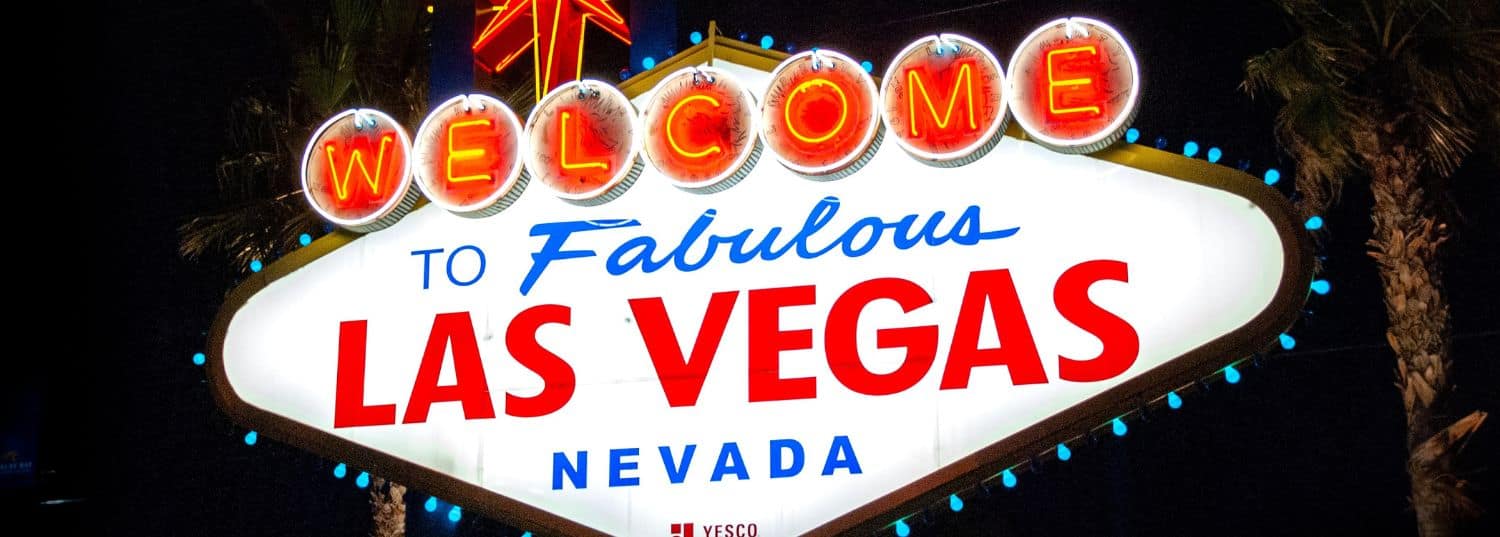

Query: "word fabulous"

xmin=301 ymin=17 xmax=1139 ymax=232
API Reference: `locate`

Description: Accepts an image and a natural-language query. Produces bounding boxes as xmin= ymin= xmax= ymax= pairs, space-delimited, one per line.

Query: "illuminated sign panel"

xmin=525 ymin=80 xmax=644 ymax=204
xmin=880 ymin=34 xmax=1008 ymax=166
xmin=300 ymin=108 xmax=418 ymax=232
xmin=760 ymin=49 xmax=883 ymax=179
xmin=1008 ymin=18 xmax=1141 ymax=153
xmin=223 ymin=19 xmax=1308 ymax=537
xmin=413 ymin=94 xmax=529 ymax=217
xmin=640 ymin=66 xmax=762 ymax=192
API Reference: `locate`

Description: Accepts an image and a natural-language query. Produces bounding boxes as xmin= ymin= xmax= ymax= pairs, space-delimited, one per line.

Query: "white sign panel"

xmin=212 ymin=58 xmax=1308 ymax=537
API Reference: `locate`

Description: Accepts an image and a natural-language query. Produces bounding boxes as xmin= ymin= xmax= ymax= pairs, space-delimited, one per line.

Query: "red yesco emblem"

xmin=472 ymin=0 xmax=632 ymax=101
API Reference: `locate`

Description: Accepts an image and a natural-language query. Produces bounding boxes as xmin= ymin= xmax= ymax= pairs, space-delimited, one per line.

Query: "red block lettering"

xmin=748 ymin=285 xmax=817 ymax=402
xmin=505 ymin=304 xmax=577 ymax=418
xmin=825 ymin=278 xmax=938 ymax=396
xmin=1055 ymin=260 xmax=1139 ymax=381
xmin=403 ymin=312 xmax=497 ymax=423
xmin=940 ymin=269 xmax=1048 ymax=389
xmin=631 ymin=292 xmax=739 ymax=407
xmin=333 ymin=320 xmax=397 ymax=428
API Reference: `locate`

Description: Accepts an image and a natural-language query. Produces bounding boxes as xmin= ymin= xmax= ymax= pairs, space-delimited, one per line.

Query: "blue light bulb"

xmin=1001 ymin=468 xmax=1017 ymax=488
xmin=1183 ymin=141 xmax=1199 ymax=157
xmin=642 ymin=56 xmax=656 ymax=70
xmin=448 ymin=505 xmax=462 ymax=523
xmin=192 ymin=352 xmax=206 ymax=366
xmin=249 ymin=259 xmax=263 ymax=273
xmin=1311 ymin=280 xmax=1331 ymax=295
xmin=299 ymin=233 xmax=312 ymax=246
xmin=1112 ymin=418 xmax=1128 ymax=437
xmin=760 ymin=35 xmax=774 ymax=49
xmin=1264 ymin=168 xmax=1281 ymax=185
xmin=356 ymin=471 xmax=370 ymax=488
xmin=1167 ymin=391 xmax=1183 ymax=410
xmin=333 ymin=463 xmax=347 ymax=479
xmin=1225 ymin=365 xmax=1241 ymax=384
xmin=894 ymin=519 xmax=910 ymax=537
xmin=424 ymin=496 xmax=438 ymax=512
xmin=1207 ymin=147 xmax=1222 ymax=163
xmin=689 ymin=31 xmax=703 ymax=44
xmin=1056 ymin=443 xmax=1072 ymax=461
xmin=1125 ymin=128 xmax=1140 ymax=143
xmin=1305 ymin=216 xmax=1324 ymax=230
xmin=243 ymin=431 xmax=258 ymax=445
xmin=1279 ymin=333 xmax=1296 ymax=350
xmin=949 ymin=493 xmax=964 ymax=512
xmin=861 ymin=60 xmax=873 ymax=73
xmin=1154 ymin=136 xmax=1169 ymax=150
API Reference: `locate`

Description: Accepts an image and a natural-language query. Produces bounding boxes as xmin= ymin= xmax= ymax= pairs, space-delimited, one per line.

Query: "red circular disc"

xmin=881 ymin=34 xmax=1009 ymax=166
xmin=524 ymin=80 xmax=643 ymax=204
xmin=1008 ymin=17 xmax=1141 ymax=154
xmin=300 ymin=108 xmax=417 ymax=232
xmin=412 ymin=94 xmax=528 ymax=217
xmin=760 ymin=49 xmax=883 ymax=179
xmin=641 ymin=66 xmax=760 ymax=192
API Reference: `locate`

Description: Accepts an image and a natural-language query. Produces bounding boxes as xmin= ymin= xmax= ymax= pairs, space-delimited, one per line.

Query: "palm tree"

xmin=1243 ymin=1 xmax=1497 ymax=535
xmin=181 ymin=1 xmax=427 ymax=534
xmin=181 ymin=3 xmax=537 ymax=534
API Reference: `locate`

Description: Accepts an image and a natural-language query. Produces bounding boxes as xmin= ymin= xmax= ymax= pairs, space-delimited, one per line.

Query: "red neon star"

xmin=473 ymin=0 xmax=632 ymax=101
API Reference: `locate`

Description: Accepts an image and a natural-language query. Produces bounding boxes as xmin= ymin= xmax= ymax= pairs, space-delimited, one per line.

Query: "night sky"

xmin=44 ymin=1 xmax=1499 ymax=535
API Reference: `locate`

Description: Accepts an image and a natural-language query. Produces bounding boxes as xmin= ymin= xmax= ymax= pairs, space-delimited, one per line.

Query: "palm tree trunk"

xmin=1357 ymin=127 xmax=1463 ymax=537
xmin=370 ymin=477 xmax=407 ymax=537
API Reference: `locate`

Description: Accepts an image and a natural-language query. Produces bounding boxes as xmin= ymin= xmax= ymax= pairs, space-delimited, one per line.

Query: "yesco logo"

xmin=672 ymin=522 xmax=759 ymax=537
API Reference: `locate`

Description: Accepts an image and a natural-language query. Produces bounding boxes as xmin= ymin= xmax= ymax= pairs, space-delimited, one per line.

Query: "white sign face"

xmin=215 ymin=59 xmax=1307 ymax=537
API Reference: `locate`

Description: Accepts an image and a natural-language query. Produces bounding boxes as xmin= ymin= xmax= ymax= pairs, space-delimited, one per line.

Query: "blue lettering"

xmin=821 ymin=435 xmax=862 ymax=476
xmin=410 ymin=248 xmax=443 ymax=289
xmin=711 ymin=442 xmax=749 ymax=482
xmin=659 ymin=444 xmax=697 ymax=484
xmin=769 ymin=438 xmax=804 ymax=478
xmin=609 ymin=448 xmax=640 ymax=487
xmin=518 ymin=198 xmax=1018 ymax=295
xmin=552 ymin=451 xmax=587 ymax=490
xmin=523 ymin=219 xmax=638 ymax=295
xmin=445 ymin=244 xmax=485 ymax=286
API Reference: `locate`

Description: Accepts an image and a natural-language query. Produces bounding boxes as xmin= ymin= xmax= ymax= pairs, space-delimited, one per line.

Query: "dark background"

xmin=33 ymin=0 xmax=1498 ymax=535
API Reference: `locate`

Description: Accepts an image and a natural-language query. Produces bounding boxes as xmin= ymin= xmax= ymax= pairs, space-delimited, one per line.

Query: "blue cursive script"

xmin=519 ymin=196 xmax=1019 ymax=295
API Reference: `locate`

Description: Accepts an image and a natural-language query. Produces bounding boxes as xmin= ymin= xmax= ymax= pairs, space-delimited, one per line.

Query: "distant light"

xmin=760 ymin=35 xmax=774 ymax=49
xmin=333 ymin=463 xmax=347 ymax=479
xmin=424 ymin=496 xmax=438 ymax=512
xmin=738 ymin=32 xmax=749 ymax=41
xmin=249 ymin=259 xmax=263 ymax=272
xmin=1125 ymin=128 xmax=1140 ymax=143
xmin=1311 ymin=279 xmax=1331 ymax=295
xmin=689 ymin=31 xmax=703 ymax=44
xmin=665 ymin=48 xmax=676 ymax=57
xmin=1001 ymin=468 xmax=1017 ymax=488
xmin=192 ymin=352 xmax=206 ymax=366
xmin=1237 ymin=159 xmax=1252 ymax=171
xmin=894 ymin=519 xmax=910 ymax=537
xmin=1207 ymin=147 xmax=1222 ymax=163
xmin=1154 ymin=136 xmax=1169 ymax=150
xmin=1167 ymin=391 xmax=1183 ymax=409
xmin=618 ymin=68 xmax=631 ymax=80
xmin=785 ymin=42 xmax=796 ymax=52
xmin=1056 ymin=443 xmax=1072 ymax=461
xmin=426 ymin=5 xmax=433 ymax=14
xmin=1111 ymin=418 xmax=1128 ymax=437
xmin=1264 ymin=168 xmax=1281 ymax=185
xmin=949 ymin=493 xmax=964 ymax=512
xmin=642 ymin=56 xmax=656 ymax=70
xmin=1305 ymin=216 xmax=1324 ymax=230
xmin=1183 ymin=141 xmax=1199 ymax=157
xmin=860 ymin=60 xmax=874 ymax=73
xmin=299 ymin=233 xmax=312 ymax=246
xmin=243 ymin=431 xmax=258 ymax=445
xmin=522 ymin=533 xmax=532 ymax=537
xmin=356 ymin=471 xmax=370 ymax=489
xmin=1279 ymin=333 xmax=1296 ymax=350
xmin=448 ymin=505 xmax=462 ymax=523
xmin=1224 ymin=365 xmax=1242 ymax=384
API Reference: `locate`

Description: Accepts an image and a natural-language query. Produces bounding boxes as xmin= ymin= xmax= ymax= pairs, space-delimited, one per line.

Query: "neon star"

xmin=472 ymin=0 xmax=632 ymax=101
